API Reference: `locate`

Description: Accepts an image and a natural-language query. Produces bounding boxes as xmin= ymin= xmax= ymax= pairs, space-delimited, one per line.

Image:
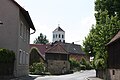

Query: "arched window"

xmin=56 ymin=34 xmax=57 ymax=38
xmin=59 ymin=34 xmax=61 ymax=38
xmin=53 ymin=34 xmax=55 ymax=38
xmin=62 ymin=35 xmax=64 ymax=38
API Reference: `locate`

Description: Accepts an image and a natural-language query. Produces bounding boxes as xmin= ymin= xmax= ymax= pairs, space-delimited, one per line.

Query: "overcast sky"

xmin=16 ymin=0 xmax=96 ymax=45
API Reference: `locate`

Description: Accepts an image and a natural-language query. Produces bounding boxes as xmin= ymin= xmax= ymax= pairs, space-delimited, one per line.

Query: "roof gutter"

xmin=30 ymin=29 xmax=36 ymax=35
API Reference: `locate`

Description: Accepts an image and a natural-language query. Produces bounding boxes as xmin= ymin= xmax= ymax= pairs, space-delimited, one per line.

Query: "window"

xmin=23 ymin=25 xmax=26 ymax=41
xmin=26 ymin=53 xmax=29 ymax=65
xmin=59 ymin=34 xmax=61 ymax=38
xmin=19 ymin=50 xmax=22 ymax=65
xmin=113 ymin=70 xmax=115 ymax=75
xmin=62 ymin=35 xmax=64 ymax=38
xmin=56 ymin=34 xmax=57 ymax=38
xmin=23 ymin=51 xmax=26 ymax=65
xmin=27 ymin=30 xmax=30 ymax=44
xmin=25 ymin=26 xmax=27 ymax=41
xmin=53 ymin=34 xmax=55 ymax=38
xmin=20 ymin=21 xmax=23 ymax=37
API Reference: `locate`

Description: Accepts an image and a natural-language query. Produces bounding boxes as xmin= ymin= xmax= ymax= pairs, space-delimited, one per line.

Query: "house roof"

xmin=11 ymin=0 xmax=36 ymax=30
xmin=30 ymin=44 xmax=51 ymax=58
xmin=59 ymin=42 xmax=85 ymax=54
xmin=107 ymin=31 xmax=120 ymax=45
xmin=30 ymin=42 xmax=85 ymax=59
xmin=53 ymin=27 xmax=65 ymax=32
xmin=45 ymin=43 xmax=68 ymax=54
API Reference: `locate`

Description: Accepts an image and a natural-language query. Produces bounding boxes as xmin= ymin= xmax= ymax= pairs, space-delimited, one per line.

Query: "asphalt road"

xmin=33 ymin=70 xmax=96 ymax=80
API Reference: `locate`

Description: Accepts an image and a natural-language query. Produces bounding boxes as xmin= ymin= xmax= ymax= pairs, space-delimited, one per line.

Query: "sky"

xmin=16 ymin=0 xmax=96 ymax=45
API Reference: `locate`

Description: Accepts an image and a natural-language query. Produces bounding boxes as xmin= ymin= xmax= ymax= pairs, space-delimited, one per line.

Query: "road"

xmin=32 ymin=70 xmax=96 ymax=80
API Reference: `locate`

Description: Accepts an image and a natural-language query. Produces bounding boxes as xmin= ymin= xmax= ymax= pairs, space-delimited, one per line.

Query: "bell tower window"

xmin=59 ymin=34 xmax=61 ymax=38
xmin=62 ymin=35 xmax=64 ymax=38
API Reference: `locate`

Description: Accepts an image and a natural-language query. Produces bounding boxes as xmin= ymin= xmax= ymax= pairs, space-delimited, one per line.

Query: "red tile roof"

xmin=30 ymin=44 xmax=51 ymax=58
xmin=45 ymin=43 xmax=68 ymax=54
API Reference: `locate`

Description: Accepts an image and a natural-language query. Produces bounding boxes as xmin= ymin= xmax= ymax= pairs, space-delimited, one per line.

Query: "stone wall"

xmin=47 ymin=60 xmax=70 ymax=74
xmin=106 ymin=69 xmax=120 ymax=80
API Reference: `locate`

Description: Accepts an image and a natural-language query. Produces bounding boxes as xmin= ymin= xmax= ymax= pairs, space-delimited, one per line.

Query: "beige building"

xmin=0 ymin=0 xmax=35 ymax=77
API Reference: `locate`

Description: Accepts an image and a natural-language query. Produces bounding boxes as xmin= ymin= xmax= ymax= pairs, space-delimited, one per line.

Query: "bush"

xmin=0 ymin=49 xmax=15 ymax=63
xmin=69 ymin=58 xmax=80 ymax=71
xmin=80 ymin=58 xmax=93 ymax=70
xmin=0 ymin=49 xmax=15 ymax=75
xmin=29 ymin=62 xmax=45 ymax=75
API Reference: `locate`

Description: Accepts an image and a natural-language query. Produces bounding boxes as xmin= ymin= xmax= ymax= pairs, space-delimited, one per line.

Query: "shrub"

xmin=0 ymin=49 xmax=15 ymax=63
xmin=0 ymin=49 xmax=15 ymax=75
xmin=69 ymin=58 xmax=80 ymax=71
xmin=29 ymin=62 xmax=45 ymax=75
xmin=80 ymin=58 xmax=93 ymax=70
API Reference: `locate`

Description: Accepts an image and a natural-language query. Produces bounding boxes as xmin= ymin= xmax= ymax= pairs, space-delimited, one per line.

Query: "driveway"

xmin=31 ymin=70 xmax=96 ymax=80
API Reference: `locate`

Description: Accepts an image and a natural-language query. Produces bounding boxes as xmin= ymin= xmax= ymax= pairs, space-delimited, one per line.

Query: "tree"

xmin=34 ymin=33 xmax=49 ymax=44
xmin=83 ymin=10 xmax=120 ymax=69
xmin=95 ymin=0 xmax=120 ymax=24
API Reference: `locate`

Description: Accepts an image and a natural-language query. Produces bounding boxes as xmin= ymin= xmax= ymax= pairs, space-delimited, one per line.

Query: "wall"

xmin=47 ymin=60 xmax=70 ymax=74
xmin=70 ymin=54 xmax=90 ymax=62
xmin=107 ymin=69 xmax=120 ymax=80
xmin=0 ymin=0 xmax=30 ymax=77
xmin=53 ymin=31 xmax=65 ymax=42
xmin=0 ymin=0 xmax=19 ymax=77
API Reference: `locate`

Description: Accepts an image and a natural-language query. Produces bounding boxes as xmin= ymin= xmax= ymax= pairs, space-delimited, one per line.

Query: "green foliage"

xmin=0 ymin=49 xmax=15 ymax=63
xmin=29 ymin=62 xmax=45 ymax=75
xmin=83 ymin=10 xmax=120 ymax=69
xmin=95 ymin=0 xmax=120 ymax=23
xmin=69 ymin=58 xmax=93 ymax=71
xmin=80 ymin=58 xmax=93 ymax=70
xmin=30 ymin=48 xmax=41 ymax=66
xmin=34 ymin=33 xmax=49 ymax=44
xmin=69 ymin=58 xmax=80 ymax=71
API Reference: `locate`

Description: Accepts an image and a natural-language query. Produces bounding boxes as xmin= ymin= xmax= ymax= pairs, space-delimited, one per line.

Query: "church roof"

xmin=53 ymin=27 xmax=65 ymax=32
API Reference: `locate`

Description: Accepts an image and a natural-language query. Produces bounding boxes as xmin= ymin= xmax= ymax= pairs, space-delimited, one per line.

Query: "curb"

xmin=86 ymin=77 xmax=103 ymax=80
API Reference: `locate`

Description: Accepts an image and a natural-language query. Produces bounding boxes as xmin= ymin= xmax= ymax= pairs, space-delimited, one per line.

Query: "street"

xmin=32 ymin=70 xmax=96 ymax=80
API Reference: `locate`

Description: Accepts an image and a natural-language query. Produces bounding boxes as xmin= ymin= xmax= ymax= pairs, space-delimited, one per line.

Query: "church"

xmin=30 ymin=25 xmax=89 ymax=74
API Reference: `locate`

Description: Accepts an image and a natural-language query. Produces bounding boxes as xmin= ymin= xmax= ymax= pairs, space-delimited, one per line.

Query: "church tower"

xmin=52 ymin=24 xmax=65 ymax=43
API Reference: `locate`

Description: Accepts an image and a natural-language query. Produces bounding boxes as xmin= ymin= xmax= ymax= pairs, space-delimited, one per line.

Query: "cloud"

xmin=80 ymin=16 xmax=96 ymax=40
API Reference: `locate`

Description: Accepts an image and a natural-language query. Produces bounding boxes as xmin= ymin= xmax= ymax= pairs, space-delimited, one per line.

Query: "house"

xmin=45 ymin=43 xmax=70 ymax=74
xmin=59 ymin=42 xmax=89 ymax=61
xmin=30 ymin=26 xmax=89 ymax=74
xmin=0 ymin=0 xmax=35 ymax=77
xmin=29 ymin=44 xmax=51 ymax=65
xmin=106 ymin=31 xmax=120 ymax=80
